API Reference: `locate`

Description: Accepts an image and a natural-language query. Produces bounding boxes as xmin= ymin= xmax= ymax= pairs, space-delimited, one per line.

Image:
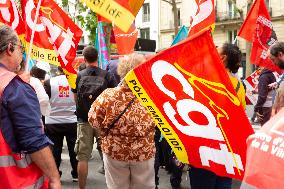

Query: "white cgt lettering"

xmin=151 ymin=60 xmax=194 ymax=100
xmin=164 ymin=99 xmax=224 ymax=141
xmin=40 ymin=17 xmax=75 ymax=66
xmin=151 ymin=60 xmax=223 ymax=141
xmin=199 ymin=144 xmax=244 ymax=174
xmin=25 ymin=0 xmax=45 ymax=32
xmin=151 ymin=60 xmax=244 ymax=174
xmin=0 ymin=0 xmax=19 ymax=30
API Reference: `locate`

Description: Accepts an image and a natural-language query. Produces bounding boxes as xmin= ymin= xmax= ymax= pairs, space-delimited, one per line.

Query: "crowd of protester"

xmin=1 ymin=24 xmax=284 ymax=189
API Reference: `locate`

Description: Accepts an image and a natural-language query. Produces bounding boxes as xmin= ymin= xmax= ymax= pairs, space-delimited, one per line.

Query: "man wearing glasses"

xmin=0 ymin=25 xmax=61 ymax=189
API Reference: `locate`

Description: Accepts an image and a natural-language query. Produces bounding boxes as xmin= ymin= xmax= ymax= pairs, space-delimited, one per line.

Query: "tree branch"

xmin=161 ymin=0 xmax=173 ymax=6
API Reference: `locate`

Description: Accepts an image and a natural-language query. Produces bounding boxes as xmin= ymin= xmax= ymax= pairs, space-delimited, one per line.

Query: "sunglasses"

xmin=13 ymin=43 xmax=25 ymax=53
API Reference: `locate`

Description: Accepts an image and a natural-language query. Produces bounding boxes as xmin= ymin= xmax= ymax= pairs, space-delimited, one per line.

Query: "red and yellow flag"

xmin=125 ymin=30 xmax=254 ymax=179
xmin=128 ymin=0 xmax=144 ymax=16
xmin=21 ymin=0 xmax=60 ymax=65
xmin=39 ymin=0 xmax=83 ymax=89
xmin=80 ymin=0 xmax=138 ymax=32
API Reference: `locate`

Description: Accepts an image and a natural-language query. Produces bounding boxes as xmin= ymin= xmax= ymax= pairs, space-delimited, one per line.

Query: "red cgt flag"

xmin=21 ymin=0 xmax=60 ymax=65
xmin=238 ymin=0 xmax=281 ymax=73
xmin=188 ymin=0 xmax=215 ymax=36
xmin=39 ymin=0 xmax=83 ymax=89
xmin=0 ymin=0 xmax=25 ymax=36
xmin=113 ymin=23 xmax=138 ymax=55
xmin=125 ymin=30 xmax=254 ymax=180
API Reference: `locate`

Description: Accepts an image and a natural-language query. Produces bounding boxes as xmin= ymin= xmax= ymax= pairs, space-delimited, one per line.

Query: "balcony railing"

xmin=216 ymin=11 xmax=241 ymax=22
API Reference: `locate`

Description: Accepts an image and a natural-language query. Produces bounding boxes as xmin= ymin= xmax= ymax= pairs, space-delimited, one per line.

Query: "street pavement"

xmin=59 ymin=105 xmax=259 ymax=188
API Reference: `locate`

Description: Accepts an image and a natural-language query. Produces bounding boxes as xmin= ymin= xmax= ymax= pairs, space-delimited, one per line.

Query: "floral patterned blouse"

xmin=88 ymin=85 xmax=155 ymax=162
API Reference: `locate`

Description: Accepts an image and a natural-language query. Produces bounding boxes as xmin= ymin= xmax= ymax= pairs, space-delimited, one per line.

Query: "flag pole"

xmin=25 ymin=0 xmax=43 ymax=71
xmin=233 ymin=36 xmax=238 ymax=45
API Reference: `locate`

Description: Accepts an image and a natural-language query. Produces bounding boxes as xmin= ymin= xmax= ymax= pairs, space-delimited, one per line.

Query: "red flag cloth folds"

xmin=242 ymin=108 xmax=284 ymax=189
xmin=39 ymin=0 xmax=83 ymax=87
xmin=188 ymin=0 xmax=215 ymax=36
xmin=238 ymin=0 xmax=282 ymax=73
xmin=21 ymin=0 xmax=55 ymax=50
xmin=113 ymin=23 xmax=138 ymax=55
xmin=0 ymin=0 xmax=25 ymax=35
xmin=125 ymin=30 xmax=254 ymax=180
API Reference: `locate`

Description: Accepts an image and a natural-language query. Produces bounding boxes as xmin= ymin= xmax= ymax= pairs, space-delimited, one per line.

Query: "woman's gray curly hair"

xmin=117 ymin=53 xmax=146 ymax=80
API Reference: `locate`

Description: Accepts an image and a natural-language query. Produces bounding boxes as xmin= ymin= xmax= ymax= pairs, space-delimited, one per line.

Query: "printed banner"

xmin=80 ymin=0 xmax=135 ymax=32
xmin=242 ymin=108 xmax=284 ymax=189
xmin=125 ymin=30 xmax=254 ymax=179
xmin=21 ymin=0 xmax=60 ymax=66
xmin=188 ymin=0 xmax=215 ymax=36
xmin=243 ymin=69 xmax=262 ymax=105
xmin=39 ymin=0 xmax=83 ymax=89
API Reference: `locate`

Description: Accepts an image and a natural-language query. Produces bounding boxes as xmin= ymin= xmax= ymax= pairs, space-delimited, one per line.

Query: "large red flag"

xmin=188 ymin=0 xmax=215 ymax=36
xmin=113 ymin=23 xmax=138 ymax=55
xmin=238 ymin=0 xmax=281 ymax=72
xmin=125 ymin=30 xmax=254 ymax=180
xmin=39 ymin=0 xmax=83 ymax=89
xmin=0 ymin=0 xmax=25 ymax=36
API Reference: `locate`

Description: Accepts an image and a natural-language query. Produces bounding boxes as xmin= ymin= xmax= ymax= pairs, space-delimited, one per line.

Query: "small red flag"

xmin=238 ymin=0 xmax=282 ymax=73
xmin=113 ymin=23 xmax=137 ymax=55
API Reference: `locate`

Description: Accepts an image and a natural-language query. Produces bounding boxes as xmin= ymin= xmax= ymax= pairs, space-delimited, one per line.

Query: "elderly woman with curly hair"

xmin=88 ymin=53 xmax=156 ymax=189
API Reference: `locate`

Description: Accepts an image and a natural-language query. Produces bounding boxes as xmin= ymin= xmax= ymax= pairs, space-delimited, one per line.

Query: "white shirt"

xmin=29 ymin=77 xmax=51 ymax=116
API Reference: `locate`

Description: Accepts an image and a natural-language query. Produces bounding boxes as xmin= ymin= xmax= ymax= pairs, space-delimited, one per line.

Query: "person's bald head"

xmin=268 ymin=42 xmax=284 ymax=69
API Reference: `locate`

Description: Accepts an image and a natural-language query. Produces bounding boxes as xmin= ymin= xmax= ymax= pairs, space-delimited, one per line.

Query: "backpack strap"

xmin=104 ymin=97 xmax=136 ymax=137
xmin=235 ymin=80 xmax=241 ymax=93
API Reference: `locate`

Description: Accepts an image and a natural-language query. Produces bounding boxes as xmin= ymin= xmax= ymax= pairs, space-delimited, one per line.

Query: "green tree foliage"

xmin=61 ymin=0 xmax=98 ymax=43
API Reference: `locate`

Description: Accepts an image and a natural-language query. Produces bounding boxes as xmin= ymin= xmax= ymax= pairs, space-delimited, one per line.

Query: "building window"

xmin=228 ymin=1 xmax=235 ymax=18
xmin=228 ymin=30 xmax=237 ymax=44
xmin=177 ymin=8 xmax=181 ymax=26
xmin=142 ymin=3 xmax=150 ymax=22
xmin=140 ymin=28 xmax=150 ymax=39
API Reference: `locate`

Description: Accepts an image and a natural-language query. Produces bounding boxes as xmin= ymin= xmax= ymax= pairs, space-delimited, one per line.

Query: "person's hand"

xmin=268 ymin=82 xmax=278 ymax=89
xmin=48 ymin=178 xmax=62 ymax=189
xmin=256 ymin=112 xmax=264 ymax=123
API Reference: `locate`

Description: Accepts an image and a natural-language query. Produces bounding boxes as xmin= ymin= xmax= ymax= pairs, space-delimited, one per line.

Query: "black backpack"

xmin=77 ymin=70 xmax=108 ymax=121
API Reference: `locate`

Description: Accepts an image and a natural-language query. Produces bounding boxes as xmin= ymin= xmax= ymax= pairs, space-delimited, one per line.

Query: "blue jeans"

xmin=189 ymin=166 xmax=232 ymax=189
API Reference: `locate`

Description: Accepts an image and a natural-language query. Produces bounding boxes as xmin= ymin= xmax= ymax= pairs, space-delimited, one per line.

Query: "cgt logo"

xmin=58 ymin=86 xmax=69 ymax=97
xmin=151 ymin=60 xmax=244 ymax=175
